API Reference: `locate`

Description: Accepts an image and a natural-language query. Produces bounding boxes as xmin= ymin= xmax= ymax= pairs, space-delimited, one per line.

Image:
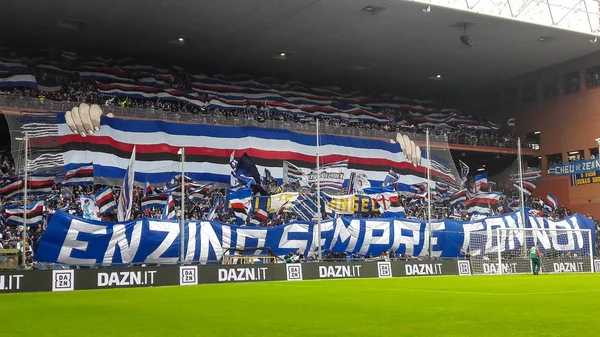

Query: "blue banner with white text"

xmin=549 ymin=158 xmax=600 ymax=176
xmin=35 ymin=210 xmax=596 ymax=265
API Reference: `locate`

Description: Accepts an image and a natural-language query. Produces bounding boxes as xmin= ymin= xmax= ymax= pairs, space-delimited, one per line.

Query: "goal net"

xmin=469 ymin=228 xmax=594 ymax=275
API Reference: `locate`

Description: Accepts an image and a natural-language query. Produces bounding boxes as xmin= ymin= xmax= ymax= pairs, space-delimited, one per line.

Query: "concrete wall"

xmin=470 ymin=51 xmax=600 ymax=217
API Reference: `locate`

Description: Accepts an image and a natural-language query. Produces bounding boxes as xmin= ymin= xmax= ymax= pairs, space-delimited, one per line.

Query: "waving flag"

xmin=364 ymin=186 xmax=399 ymax=213
xmin=474 ymin=172 xmax=488 ymax=193
xmin=545 ymin=193 xmax=558 ymax=211
xmin=449 ymin=188 xmax=467 ymax=205
xmin=161 ymin=193 xmax=176 ymax=220
xmin=27 ymin=176 xmax=54 ymax=195
xmin=144 ymin=181 xmax=152 ymax=197
xmin=283 ymin=161 xmax=304 ymax=183
xmin=0 ymin=179 xmax=23 ymax=201
xmin=62 ymin=164 xmax=94 ymax=186
xmin=267 ymin=201 xmax=288 ymax=226
xmin=141 ymin=193 xmax=169 ymax=210
xmin=290 ymin=193 xmax=323 ymax=222
xmin=95 ymin=186 xmax=117 ymax=215
xmin=466 ymin=192 xmax=502 ymax=215
xmin=459 ymin=159 xmax=469 ymax=184
xmin=4 ymin=200 xmax=44 ymax=226
xmin=307 ymin=159 xmax=348 ymax=192
xmin=382 ymin=168 xmax=399 ymax=187
xmin=513 ymin=180 xmax=536 ymax=196
xmin=205 ymin=196 xmax=222 ymax=221
xmin=227 ymin=186 xmax=253 ymax=225
xmin=117 ymin=146 xmax=136 ymax=221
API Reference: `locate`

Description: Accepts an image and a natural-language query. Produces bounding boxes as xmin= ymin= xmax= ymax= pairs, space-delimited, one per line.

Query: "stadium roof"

xmin=2 ymin=0 xmax=600 ymax=95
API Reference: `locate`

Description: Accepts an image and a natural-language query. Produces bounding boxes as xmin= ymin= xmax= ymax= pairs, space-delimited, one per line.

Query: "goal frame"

xmin=470 ymin=227 xmax=594 ymax=275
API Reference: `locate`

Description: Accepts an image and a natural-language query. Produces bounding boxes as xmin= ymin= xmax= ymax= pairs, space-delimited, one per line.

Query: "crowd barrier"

xmin=0 ymin=260 xmax=462 ymax=293
xmin=2 ymin=259 xmax=600 ymax=293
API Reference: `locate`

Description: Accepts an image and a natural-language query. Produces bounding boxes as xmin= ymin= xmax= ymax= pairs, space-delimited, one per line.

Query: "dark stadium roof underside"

xmin=1 ymin=0 xmax=598 ymax=95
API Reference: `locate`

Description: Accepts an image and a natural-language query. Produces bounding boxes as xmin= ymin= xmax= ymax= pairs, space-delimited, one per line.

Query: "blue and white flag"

xmin=95 ymin=186 xmax=117 ymax=215
xmin=161 ymin=193 xmax=176 ymax=220
xmin=4 ymin=200 xmax=45 ymax=226
xmin=206 ymin=196 xmax=222 ymax=221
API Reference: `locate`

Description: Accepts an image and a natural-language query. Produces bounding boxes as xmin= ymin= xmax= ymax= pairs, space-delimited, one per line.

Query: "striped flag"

xmin=283 ymin=161 xmax=304 ymax=183
xmin=0 ymin=179 xmax=23 ymax=201
xmin=95 ymin=186 xmax=117 ymax=215
xmin=267 ymin=201 xmax=288 ymax=226
xmin=117 ymin=146 xmax=136 ymax=221
xmin=4 ymin=200 xmax=44 ymax=226
xmin=382 ymin=168 xmax=399 ymax=187
xmin=364 ymin=187 xmax=399 ymax=213
xmin=144 ymin=181 xmax=152 ymax=197
xmin=449 ymin=188 xmax=467 ymax=205
xmin=227 ymin=186 xmax=253 ymax=225
xmin=466 ymin=192 xmax=502 ymax=215
xmin=161 ymin=193 xmax=176 ymax=220
xmin=141 ymin=193 xmax=169 ymax=210
xmin=205 ymin=196 xmax=222 ymax=221
xmin=473 ymin=172 xmax=488 ymax=193
xmin=27 ymin=176 xmax=54 ymax=195
xmin=513 ymin=180 xmax=536 ymax=196
xmin=545 ymin=193 xmax=558 ymax=210
xmin=62 ymin=164 xmax=94 ymax=186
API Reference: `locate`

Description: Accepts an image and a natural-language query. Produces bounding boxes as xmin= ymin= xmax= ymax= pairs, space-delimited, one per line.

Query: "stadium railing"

xmin=0 ymin=94 xmax=520 ymax=149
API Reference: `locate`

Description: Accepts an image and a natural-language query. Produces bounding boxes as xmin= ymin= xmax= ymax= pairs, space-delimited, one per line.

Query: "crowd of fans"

xmin=1 ymin=153 xmax=599 ymax=268
xmin=0 ymin=49 xmax=525 ymax=149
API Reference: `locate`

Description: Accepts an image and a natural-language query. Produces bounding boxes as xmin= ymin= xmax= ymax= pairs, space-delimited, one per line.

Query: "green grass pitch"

xmin=4 ymin=274 xmax=599 ymax=336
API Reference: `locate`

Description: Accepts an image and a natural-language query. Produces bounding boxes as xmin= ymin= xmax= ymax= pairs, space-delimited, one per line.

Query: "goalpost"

xmin=469 ymin=228 xmax=594 ymax=275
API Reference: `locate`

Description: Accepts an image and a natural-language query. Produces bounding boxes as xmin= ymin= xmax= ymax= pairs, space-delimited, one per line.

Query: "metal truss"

xmin=409 ymin=0 xmax=600 ymax=36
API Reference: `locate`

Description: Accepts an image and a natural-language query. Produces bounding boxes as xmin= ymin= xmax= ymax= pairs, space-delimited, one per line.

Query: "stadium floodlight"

xmin=468 ymin=228 xmax=594 ymax=275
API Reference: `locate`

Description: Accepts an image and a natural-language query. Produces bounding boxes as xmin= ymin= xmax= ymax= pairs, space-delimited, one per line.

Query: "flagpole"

xmin=316 ymin=119 xmax=322 ymax=261
xmin=22 ymin=132 xmax=29 ymax=267
xmin=179 ymin=147 xmax=185 ymax=264
xmin=426 ymin=129 xmax=433 ymax=259
xmin=517 ymin=138 xmax=526 ymax=229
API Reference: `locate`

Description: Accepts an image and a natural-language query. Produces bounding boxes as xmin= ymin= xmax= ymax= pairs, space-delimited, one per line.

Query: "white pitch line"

xmin=270 ymin=283 xmax=600 ymax=296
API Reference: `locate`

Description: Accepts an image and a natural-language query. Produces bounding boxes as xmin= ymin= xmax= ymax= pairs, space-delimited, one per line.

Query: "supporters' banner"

xmin=35 ymin=210 xmax=596 ymax=265
xmin=549 ymin=158 xmax=600 ymax=176
xmin=324 ymin=194 xmax=377 ymax=215
xmin=79 ymin=197 xmax=100 ymax=220
xmin=4 ymin=200 xmax=44 ymax=226
xmin=305 ymin=159 xmax=348 ymax=192
xmin=10 ymin=114 xmax=459 ymax=188
xmin=570 ymin=170 xmax=600 ymax=186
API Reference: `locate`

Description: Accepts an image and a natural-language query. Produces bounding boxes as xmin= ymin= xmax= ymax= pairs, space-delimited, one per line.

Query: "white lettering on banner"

xmin=329 ymin=219 xmax=360 ymax=252
xmin=236 ymin=229 xmax=267 ymax=254
xmin=0 ymin=274 xmax=23 ymax=291
xmin=482 ymin=263 xmax=518 ymax=274
xmin=102 ymin=222 xmax=142 ymax=264
xmin=422 ymin=222 xmax=445 ymax=258
xmin=404 ymin=263 xmax=443 ymax=276
xmin=484 ymin=217 xmax=511 ymax=254
xmin=144 ymin=221 xmax=179 ymax=264
xmin=461 ymin=222 xmax=484 ymax=253
xmin=318 ymin=265 xmax=362 ymax=278
xmin=553 ymin=262 xmax=585 ymax=273
xmin=549 ymin=219 xmax=582 ymax=251
xmin=217 ymin=267 xmax=268 ymax=282
xmin=390 ymin=221 xmax=421 ymax=256
xmin=358 ymin=221 xmax=391 ymax=255
xmin=58 ymin=219 xmax=108 ymax=265
xmin=97 ymin=271 xmax=157 ymax=287
xmin=200 ymin=222 xmax=224 ymax=264
xmin=185 ymin=222 xmax=197 ymax=263
xmin=278 ymin=223 xmax=310 ymax=253
xmin=528 ymin=217 xmax=552 ymax=249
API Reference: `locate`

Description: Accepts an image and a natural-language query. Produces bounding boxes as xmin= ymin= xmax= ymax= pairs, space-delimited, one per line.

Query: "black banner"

xmin=571 ymin=170 xmax=600 ymax=186
xmin=0 ymin=260 xmax=462 ymax=293
xmin=0 ymin=270 xmax=52 ymax=293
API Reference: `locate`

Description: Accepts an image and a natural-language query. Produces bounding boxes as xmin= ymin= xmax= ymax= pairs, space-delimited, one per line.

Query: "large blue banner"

xmin=36 ymin=211 xmax=596 ymax=265
xmin=549 ymin=158 xmax=600 ymax=176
